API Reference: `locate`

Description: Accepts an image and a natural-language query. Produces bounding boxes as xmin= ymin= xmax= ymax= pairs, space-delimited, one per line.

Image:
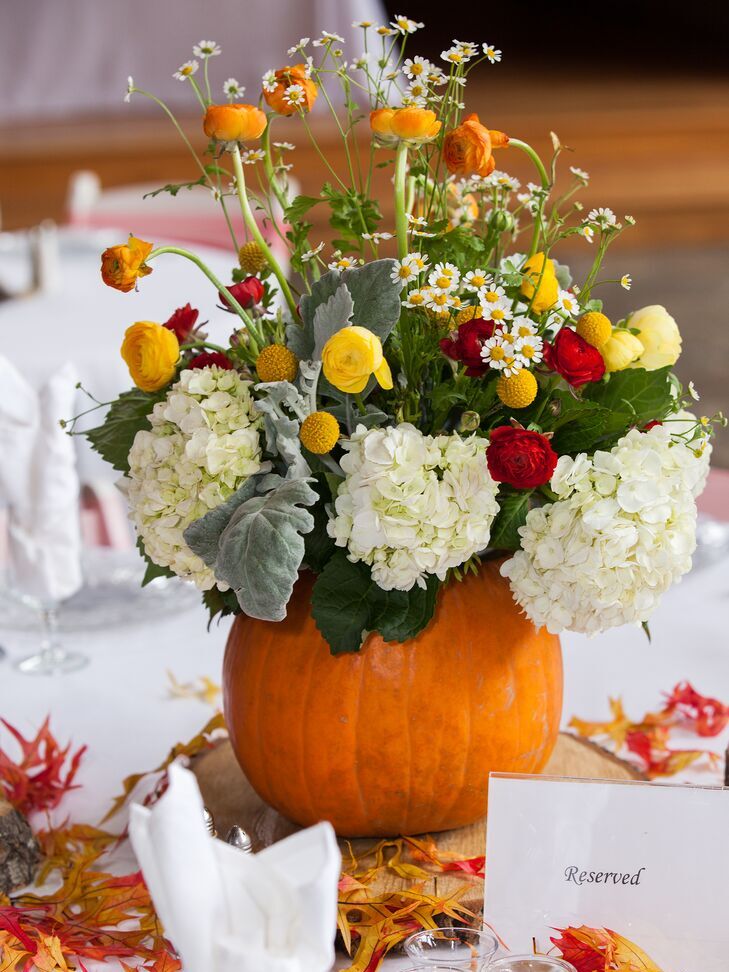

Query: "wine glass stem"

xmin=40 ymin=605 xmax=63 ymax=665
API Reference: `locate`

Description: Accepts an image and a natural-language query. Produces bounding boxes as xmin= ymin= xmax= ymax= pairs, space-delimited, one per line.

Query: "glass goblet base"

xmin=15 ymin=646 xmax=88 ymax=676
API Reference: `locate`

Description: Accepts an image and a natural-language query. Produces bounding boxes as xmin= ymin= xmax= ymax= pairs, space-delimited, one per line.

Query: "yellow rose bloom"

xmin=520 ymin=252 xmax=559 ymax=313
xmin=627 ymin=304 xmax=682 ymax=370
xmin=121 ymin=321 xmax=180 ymax=392
xmin=601 ymin=329 xmax=645 ymax=373
xmin=101 ymin=235 xmax=153 ymax=293
xmin=322 ymin=326 xmax=393 ymax=395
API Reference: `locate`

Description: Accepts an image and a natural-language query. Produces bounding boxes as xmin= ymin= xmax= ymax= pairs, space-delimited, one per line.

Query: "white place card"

xmin=484 ymin=773 xmax=729 ymax=971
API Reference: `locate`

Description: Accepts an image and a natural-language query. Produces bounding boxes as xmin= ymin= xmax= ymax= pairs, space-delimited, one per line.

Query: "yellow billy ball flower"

xmin=256 ymin=343 xmax=299 ymax=383
xmin=300 ymin=411 xmax=340 ymax=454
xmin=322 ymin=325 xmax=393 ymax=394
xmin=601 ymin=329 xmax=645 ymax=373
xmin=456 ymin=305 xmax=479 ymax=325
xmin=121 ymin=321 xmax=179 ymax=392
xmin=496 ymin=369 xmax=538 ymax=409
xmin=520 ymin=252 xmax=559 ymax=313
xmin=576 ymin=311 xmax=612 ymax=349
xmin=627 ymin=304 xmax=682 ymax=370
xmin=238 ymin=241 xmax=267 ymax=274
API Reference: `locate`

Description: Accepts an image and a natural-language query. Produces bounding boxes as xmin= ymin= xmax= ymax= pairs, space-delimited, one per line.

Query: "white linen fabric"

xmin=0 ymin=0 xmax=386 ymax=121
xmin=0 ymin=357 xmax=83 ymax=601
xmin=130 ymin=763 xmax=341 ymax=972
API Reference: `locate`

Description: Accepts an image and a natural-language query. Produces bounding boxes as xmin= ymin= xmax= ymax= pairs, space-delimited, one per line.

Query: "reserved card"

xmin=484 ymin=774 xmax=729 ymax=971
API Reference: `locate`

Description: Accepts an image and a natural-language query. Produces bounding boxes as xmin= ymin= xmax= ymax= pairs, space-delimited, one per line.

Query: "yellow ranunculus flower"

xmin=101 ymin=235 xmax=153 ymax=292
xmin=121 ymin=321 xmax=180 ymax=392
xmin=601 ymin=329 xmax=644 ymax=373
xmin=519 ymin=252 xmax=559 ymax=313
xmin=369 ymin=106 xmax=441 ymax=144
xmin=322 ymin=326 xmax=393 ymax=395
xmin=627 ymin=304 xmax=682 ymax=370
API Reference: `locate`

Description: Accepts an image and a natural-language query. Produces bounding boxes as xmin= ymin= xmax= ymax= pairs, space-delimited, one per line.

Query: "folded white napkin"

xmin=129 ymin=763 xmax=341 ymax=972
xmin=0 ymin=357 xmax=82 ymax=602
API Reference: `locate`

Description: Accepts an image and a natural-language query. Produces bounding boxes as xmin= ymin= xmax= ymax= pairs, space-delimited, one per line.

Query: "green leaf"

xmin=84 ymin=388 xmax=164 ymax=473
xmin=312 ymin=284 xmax=355 ymax=358
xmin=136 ymin=536 xmax=176 ymax=586
xmin=311 ymin=551 xmax=440 ymax=654
xmin=551 ymin=403 xmax=610 ymax=454
xmin=143 ymin=176 xmax=207 ymax=198
xmin=199 ymin=476 xmax=317 ymax=622
xmin=584 ymin=367 xmax=674 ymax=426
xmin=202 ymin=587 xmax=240 ymax=628
xmin=489 ymin=490 xmax=533 ymax=551
xmin=302 ymin=474 xmax=336 ymax=573
xmin=184 ymin=478 xmax=258 ymax=566
xmin=284 ymin=194 xmax=322 ymax=223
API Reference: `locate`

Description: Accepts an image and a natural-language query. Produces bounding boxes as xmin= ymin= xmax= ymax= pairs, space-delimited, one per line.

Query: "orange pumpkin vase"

xmin=223 ymin=561 xmax=562 ymax=837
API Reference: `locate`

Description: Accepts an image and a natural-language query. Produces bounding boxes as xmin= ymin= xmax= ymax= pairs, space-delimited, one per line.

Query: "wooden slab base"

xmin=192 ymin=732 xmax=644 ymax=914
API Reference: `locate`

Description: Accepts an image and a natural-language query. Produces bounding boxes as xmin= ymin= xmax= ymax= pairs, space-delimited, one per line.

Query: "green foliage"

xmin=143 ymin=165 xmax=228 ymax=199
xmin=311 ymin=552 xmax=440 ymax=654
xmin=321 ymin=182 xmax=381 ymax=252
xmin=202 ymin=587 xmax=241 ymax=627
xmin=584 ymin=366 xmax=674 ymax=427
xmin=421 ymin=226 xmax=489 ymax=270
xmin=302 ymin=473 xmax=337 ymax=573
xmin=284 ymin=194 xmax=322 ymax=222
xmin=84 ymin=388 xmax=164 ymax=473
xmin=136 ymin=536 xmax=176 ymax=586
xmin=489 ymin=490 xmax=533 ymax=551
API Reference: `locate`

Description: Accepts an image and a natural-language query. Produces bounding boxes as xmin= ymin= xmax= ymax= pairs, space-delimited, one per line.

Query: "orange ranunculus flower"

xmin=263 ymin=64 xmax=318 ymax=116
xmin=203 ymin=103 xmax=267 ymax=142
xmin=121 ymin=321 xmax=180 ymax=392
xmin=101 ymin=235 xmax=154 ymax=293
xmin=370 ymin=106 xmax=440 ymax=144
xmin=443 ymin=113 xmax=509 ymax=178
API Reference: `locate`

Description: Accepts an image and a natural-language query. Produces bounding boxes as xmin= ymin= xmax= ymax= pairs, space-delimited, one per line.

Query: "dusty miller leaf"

xmin=312 ymin=284 xmax=355 ymax=358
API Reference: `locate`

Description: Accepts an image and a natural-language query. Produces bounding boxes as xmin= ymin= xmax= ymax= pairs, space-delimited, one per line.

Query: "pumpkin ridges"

xmin=224 ymin=560 xmax=562 ymax=837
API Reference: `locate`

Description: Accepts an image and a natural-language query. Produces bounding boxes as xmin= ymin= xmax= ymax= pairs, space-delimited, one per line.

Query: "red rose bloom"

xmin=219 ymin=276 xmax=264 ymax=311
xmin=487 ymin=425 xmax=558 ymax=489
xmin=543 ymin=327 xmax=605 ymax=387
xmin=439 ymin=318 xmax=495 ymax=377
xmin=163 ymin=303 xmax=199 ymax=342
xmin=187 ymin=351 xmax=234 ymax=370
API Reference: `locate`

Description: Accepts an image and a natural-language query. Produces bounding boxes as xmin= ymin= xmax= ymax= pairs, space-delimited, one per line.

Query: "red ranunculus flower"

xmin=163 ymin=303 xmax=199 ymax=342
xmin=439 ymin=318 xmax=495 ymax=377
xmin=187 ymin=351 xmax=234 ymax=370
xmin=543 ymin=327 xmax=605 ymax=387
xmin=486 ymin=425 xmax=558 ymax=489
xmin=219 ymin=276 xmax=264 ymax=310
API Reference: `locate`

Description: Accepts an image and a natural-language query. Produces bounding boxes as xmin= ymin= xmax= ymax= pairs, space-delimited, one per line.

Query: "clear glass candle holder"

xmin=489 ymin=957 xmax=577 ymax=972
xmin=404 ymin=927 xmax=499 ymax=968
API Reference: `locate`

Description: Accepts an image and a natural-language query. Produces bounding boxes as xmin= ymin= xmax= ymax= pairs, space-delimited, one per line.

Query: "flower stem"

xmin=229 ymin=144 xmax=298 ymax=320
xmin=509 ymin=138 xmax=550 ymax=258
xmin=394 ymin=141 xmax=409 ymax=261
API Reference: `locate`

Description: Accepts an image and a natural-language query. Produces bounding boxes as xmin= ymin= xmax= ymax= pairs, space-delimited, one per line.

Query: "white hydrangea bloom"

xmin=127 ymin=367 xmax=264 ymax=589
xmin=328 ymin=424 xmax=500 ymax=591
xmin=501 ymin=426 xmax=706 ymax=635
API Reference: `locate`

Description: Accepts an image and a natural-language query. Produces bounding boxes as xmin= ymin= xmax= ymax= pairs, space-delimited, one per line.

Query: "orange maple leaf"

xmin=551 ymin=925 xmax=663 ymax=971
xmin=0 ymin=718 xmax=86 ymax=816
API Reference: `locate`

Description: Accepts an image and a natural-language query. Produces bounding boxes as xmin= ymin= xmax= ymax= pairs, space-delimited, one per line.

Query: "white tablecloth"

xmin=1 ymin=552 xmax=727 ymax=969
xmin=0 ymin=228 xmax=240 ymax=483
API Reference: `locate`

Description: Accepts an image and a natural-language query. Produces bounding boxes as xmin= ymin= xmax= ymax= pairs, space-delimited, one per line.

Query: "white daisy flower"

xmin=441 ymin=47 xmax=467 ymax=64
xmin=479 ymin=282 xmax=507 ymax=306
xmin=513 ymin=333 xmax=544 ymax=367
xmin=173 ymin=60 xmax=199 ymax=81
xmin=124 ymin=76 xmax=134 ymax=103
xmin=407 ymin=214 xmax=428 ymax=226
xmin=391 ymin=260 xmax=418 ymax=286
xmin=301 ymin=242 xmax=325 ymax=262
xmin=585 ymin=206 xmax=618 ymax=228
xmin=283 ymin=84 xmax=307 ymax=108
xmin=241 ymin=148 xmax=266 ymax=164
xmin=407 ymin=80 xmax=430 ymax=101
xmin=483 ymin=43 xmax=502 ymax=63
xmin=352 ymin=54 xmax=370 ymax=70
xmin=425 ymin=290 xmax=456 ymax=312
xmin=413 ymin=229 xmax=438 ymax=238
xmin=328 ymin=255 xmax=359 ymax=271
xmin=392 ymin=14 xmax=424 ymax=33
xmin=481 ymin=334 xmax=519 ymax=373
xmin=376 ymin=25 xmax=397 ymax=36
xmin=569 ymin=165 xmax=590 ymax=183
xmin=313 ymin=31 xmax=345 ymax=46
xmin=403 ymin=94 xmax=428 ymax=108
xmin=352 ymin=20 xmax=373 ymax=28
xmin=427 ymin=67 xmax=448 ymax=85
xmin=193 ymin=40 xmax=221 ymax=58
xmin=404 ymin=251 xmax=429 ymax=272
xmin=287 ymin=37 xmax=310 ymax=55
xmin=223 ymin=78 xmax=245 ymax=99
xmin=581 ymin=225 xmax=595 ymax=243
xmin=402 ymin=288 xmax=430 ymax=309
xmin=688 ymin=381 xmax=700 ymax=401
xmin=273 ymin=141 xmax=295 ymax=151
xmin=428 ymin=262 xmax=460 ymax=292
xmin=510 ymin=318 xmax=538 ymax=340
xmin=625 ymin=214 xmax=636 ymax=226
xmin=482 ymin=300 xmax=513 ymax=326
xmin=557 ymin=290 xmax=580 ymax=316
xmin=453 ymin=39 xmax=478 ymax=58
xmin=491 ymin=171 xmax=521 ymax=192
xmin=262 ymin=70 xmax=277 ymax=93
xmin=464 ymin=269 xmax=491 ymax=292
xmin=361 ymin=231 xmax=394 ymax=243
xmin=621 ymin=274 xmax=633 ymax=291
xmin=402 ymin=56 xmax=430 ymax=79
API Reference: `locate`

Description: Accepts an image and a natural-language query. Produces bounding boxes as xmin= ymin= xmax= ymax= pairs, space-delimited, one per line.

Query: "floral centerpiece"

xmin=78 ymin=19 xmax=723 ymax=835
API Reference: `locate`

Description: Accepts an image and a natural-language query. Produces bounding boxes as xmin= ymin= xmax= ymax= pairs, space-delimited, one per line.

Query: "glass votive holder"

xmin=404 ymin=926 xmax=500 ymax=968
xmin=488 ymin=956 xmax=577 ymax=972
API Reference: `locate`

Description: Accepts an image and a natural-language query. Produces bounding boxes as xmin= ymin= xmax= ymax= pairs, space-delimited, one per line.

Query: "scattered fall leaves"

xmin=0 ymin=718 xmax=86 ymax=817
xmin=569 ymin=681 xmax=725 ymax=779
xmin=551 ymin=924 xmax=663 ymax=971
xmin=166 ymin=670 xmax=221 ymax=707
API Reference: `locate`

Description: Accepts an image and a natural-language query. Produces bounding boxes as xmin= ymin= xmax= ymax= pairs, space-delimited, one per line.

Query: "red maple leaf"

xmin=0 ymin=718 xmax=86 ymax=815
xmin=661 ymin=681 xmax=729 ymax=737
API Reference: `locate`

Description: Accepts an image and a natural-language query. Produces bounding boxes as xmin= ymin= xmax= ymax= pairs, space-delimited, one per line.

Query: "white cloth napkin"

xmin=0 ymin=357 xmax=82 ymax=602
xmin=129 ymin=763 xmax=341 ymax=972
